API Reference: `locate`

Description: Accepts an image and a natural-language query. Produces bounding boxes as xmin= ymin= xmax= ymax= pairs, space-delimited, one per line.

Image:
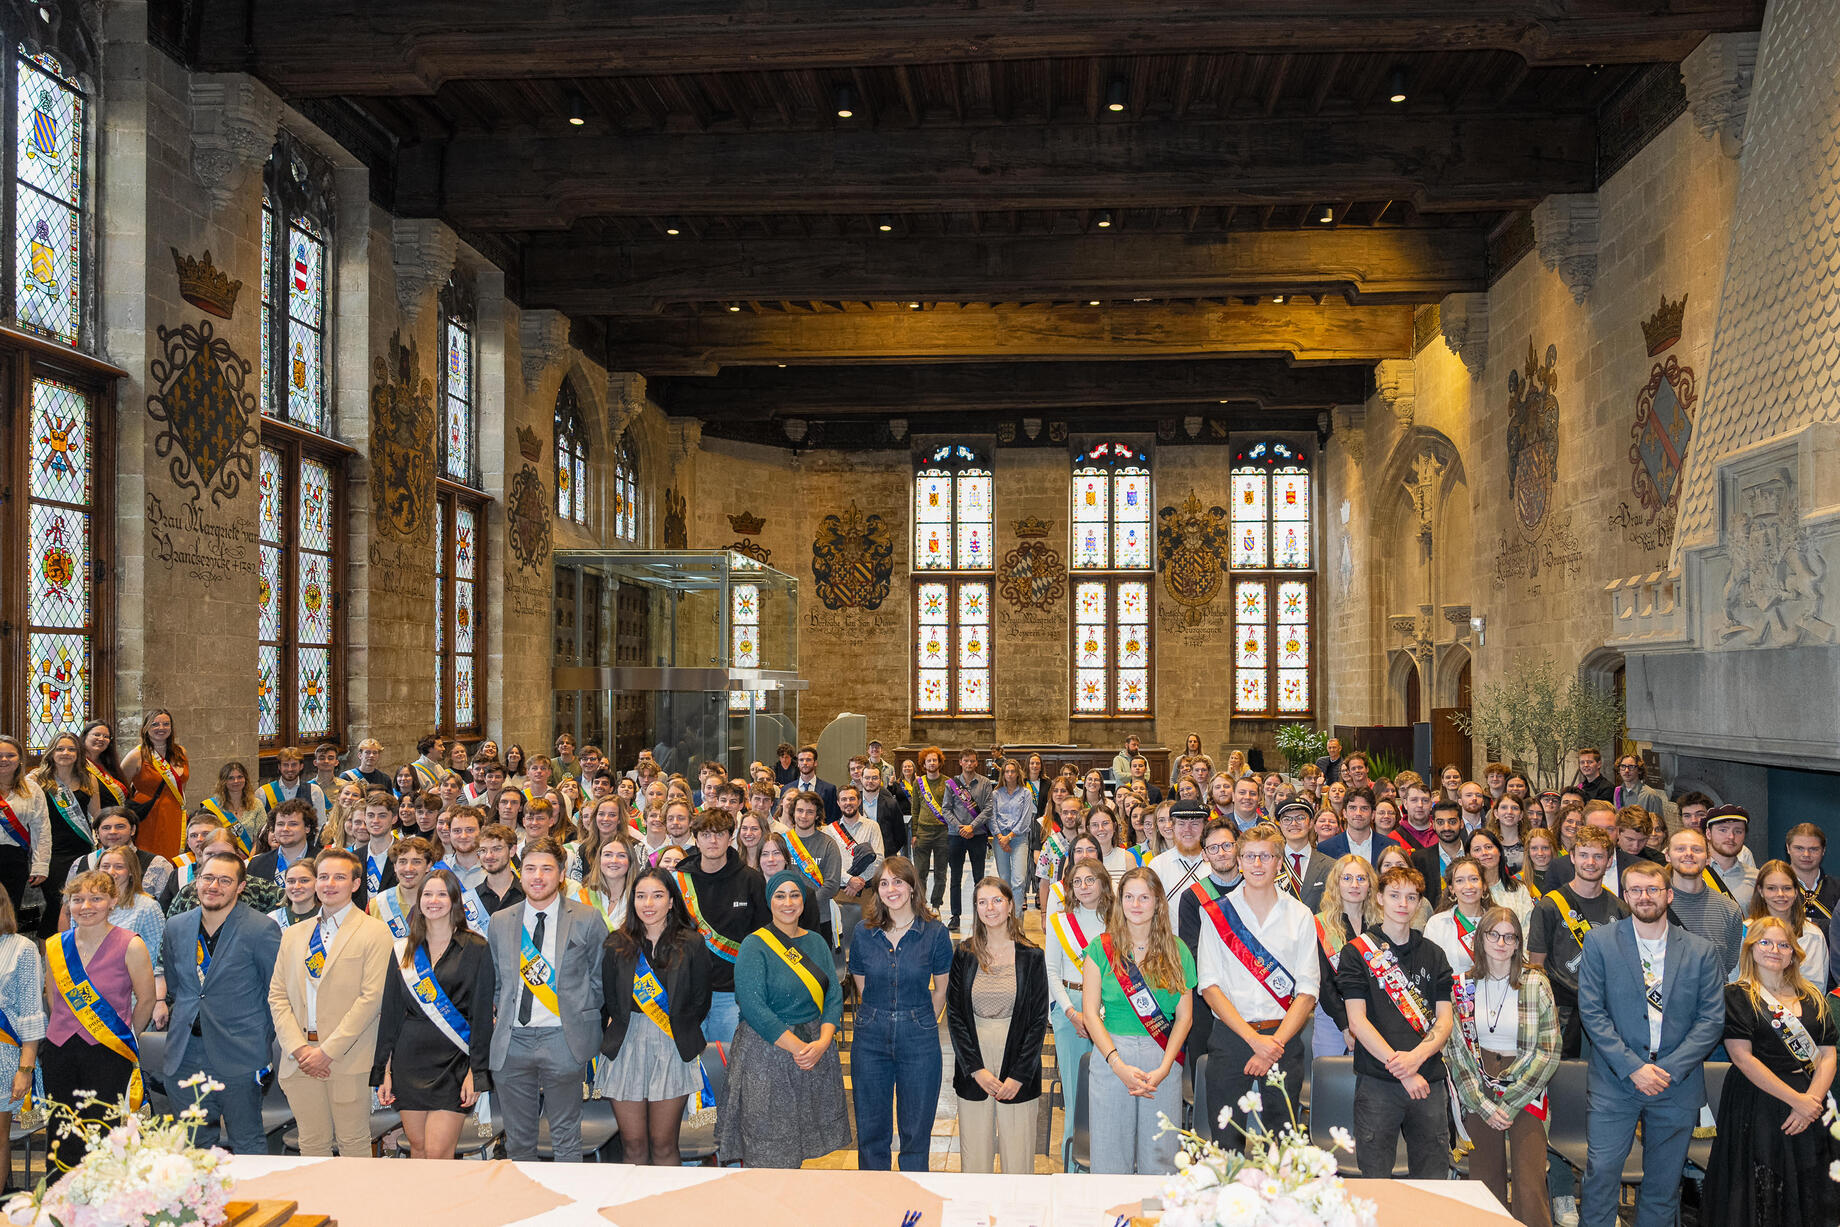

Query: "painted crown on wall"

xmin=727 ymin=510 xmax=765 ymax=535
xmin=1014 ymin=515 xmax=1053 ymax=538
xmin=170 ymin=248 xmax=243 ymax=319
xmin=1642 ymin=293 xmax=1687 ymax=355
xmin=517 ymin=425 xmax=543 ymax=461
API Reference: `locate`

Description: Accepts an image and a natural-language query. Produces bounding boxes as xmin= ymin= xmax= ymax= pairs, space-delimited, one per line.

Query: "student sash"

xmin=201 ymin=799 xmax=254 ymax=856
xmin=396 ymin=939 xmax=471 ymax=1052
xmin=411 ymin=761 xmax=443 ymax=790
xmin=1453 ymin=908 xmax=1479 ymax=959
xmin=1125 ymin=845 xmax=1148 ymax=867
xmin=149 ymin=753 xmax=185 ymax=808
xmin=754 ymin=927 xmax=824 ymax=1012
xmin=364 ymin=844 xmax=392 ymax=896
xmin=48 ymin=786 xmax=93 ymax=846
xmin=1197 ymin=890 xmax=1298 ymax=1010
xmin=568 ymin=882 xmax=617 ymax=930
xmin=173 ymin=852 xmax=198 ymax=890
xmin=1314 ymin=916 xmax=1339 ymax=962
xmin=1050 ymin=909 xmax=1090 ymax=968
xmin=305 ymin=920 xmax=331 ymax=979
xmin=1759 ymin=985 xmax=1821 ymax=1075
xmin=1702 ymin=867 xmax=1734 ymax=898
xmin=1802 ymin=880 xmax=1836 ymax=924
xmin=431 ymin=861 xmax=491 ymax=934
xmin=1452 ymin=973 xmax=1548 ymax=1121
xmin=47 ymin=931 xmax=142 ymax=1108
xmin=0 ymin=797 xmax=28 ymax=849
xmin=676 ymin=872 xmax=741 ymax=962
xmin=0 ymin=1004 xmax=19 ymax=1048
xmin=785 ymin=831 xmax=826 ymax=885
xmin=632 ymin=948 xmax=716 ymax=1112
xmin=519 ymin=924 xmax=560 ymax=1017
xmin=1348 ymin=933 xmax=1432 ymax=1035
xmin=1099 ymin=933 xmax=1184 ymax=1065
xmin=371 ymin=888 xmax=411 ymax=938
xmin=88 ymin=764 xmax=126 ymax=807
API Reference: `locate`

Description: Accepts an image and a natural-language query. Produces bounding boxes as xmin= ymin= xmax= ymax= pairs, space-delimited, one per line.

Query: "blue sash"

xmin=305 ymin=920 xmax=329 ymax=979
xmin=195 ymin=932 xmax=212 ymax=983
xmin=372 ymin=887 xmax=411 ymax=938
xmin=433 ymin=861 xmax=491 ymax=934
xmin=1200 ymin=891 xmax=1299 ymax=1010
xmin=404 ymin=942 xmax=471 ymax=1052
xmin=366 ymin=848 xmax=388 ymax=895
xmin=634 ymin=948 xmax=715 ymax=1112
xmin=0 ymin=1002 xmax=19 ymax=1047
xmin=272 ymin=847 xmax=296 ymax=889
xmin=49 ymin=931 xmax=141 ymax=1078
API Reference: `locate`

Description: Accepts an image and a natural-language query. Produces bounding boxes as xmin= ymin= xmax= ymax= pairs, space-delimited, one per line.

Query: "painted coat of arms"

xmin=370 ymin=334 xmax=436 ymax=545
xmin=146 ymin=319 xmax=259 ymax=507
xmin=999 ymin=516 xmax=1067 ymax=610
xmin=1627 ymin=294 xmax=1695 ymax=543
xmin=507 ymin=464 xmax=552 ymax=572
xmin=1506 ymin=341 xmax=1560 ymax=533
xmin=812 ymin=500 xmax=894 ymax=610
xmin=1157 ymin=492 xmax=1230 ymax=624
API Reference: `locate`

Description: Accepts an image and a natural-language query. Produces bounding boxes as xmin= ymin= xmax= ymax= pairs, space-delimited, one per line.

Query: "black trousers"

xmin=1352 ymin=1074 xmax=1449 ymax=1179
xmin=1206 ymin=1023 xmax=1307 ymax=1149
xmin=946 ymin=831 xmax=988 ymax=917
xmin=0 ymin=845 xmax=28 ymax=931
xmin=41 ymin=1037 xmax=136 ymax=1169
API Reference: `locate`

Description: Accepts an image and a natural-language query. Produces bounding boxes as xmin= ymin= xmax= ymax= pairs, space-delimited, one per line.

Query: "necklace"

xmin=1483 ymin=976 xmax=1512 ymax=1032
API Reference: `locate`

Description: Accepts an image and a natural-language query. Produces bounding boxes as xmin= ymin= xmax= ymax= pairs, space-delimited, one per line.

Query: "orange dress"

xmin=130 ymin=753 xmax=188 ymax=858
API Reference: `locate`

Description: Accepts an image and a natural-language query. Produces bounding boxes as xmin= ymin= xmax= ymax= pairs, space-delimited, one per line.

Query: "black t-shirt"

xmin=1335 ymin=925 xmax=1454 ymax=1083
xmin=477 ymin=878 xmax=526 ymax=914
xmin=1527 ymin=884 xmax=1627 ymax=1001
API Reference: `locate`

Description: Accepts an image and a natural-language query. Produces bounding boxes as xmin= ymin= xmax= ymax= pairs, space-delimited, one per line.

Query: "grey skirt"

xmin=595 ymin=1011 xmax=702 ymax=1102
xmin=714 ymin=1018 xmax=853 ymax=1168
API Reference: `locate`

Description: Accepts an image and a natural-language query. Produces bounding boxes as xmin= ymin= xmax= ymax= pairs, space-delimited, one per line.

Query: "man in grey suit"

xmin=943 ymin=747 xmax=995 ymax=929
xmin=1577 ymin=858 xmax=1725 ymax=1227
xmin=162 ymin=851 xmax=283 ymax=1153
xmin=486 ymin=836 xmax=604 ymax=1161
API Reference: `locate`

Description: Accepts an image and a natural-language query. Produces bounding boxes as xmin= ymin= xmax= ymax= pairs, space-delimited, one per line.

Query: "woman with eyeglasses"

xmin=1703 ymin=915 xmax=1840 ymax=1227
xmin=1443 ymin=906 xmax=1560 ymax=1227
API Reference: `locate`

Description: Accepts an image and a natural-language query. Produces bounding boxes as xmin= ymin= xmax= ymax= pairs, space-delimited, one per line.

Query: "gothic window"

xmin=435 ymin=490 xmax=485 ymax=736
xmin=555 ymin=377 xmax=589 ymax=525
xmin=12 ymin=46 xmax=86 ymax=348
xmin=259 ymin=133 xmax=334 ymax=435
xmin=1070 ymin=443 xmax=1153 ymax=718
xmin=729 ymin=571 xmax=764 ymax=712
xmin=913 ymin=444 xmax=992 ymax=717
xmin=613 ymin=441 xmax=638 ymax=542
xmin=438 ymin=276 xmax=476 ymax=486
xmin=258 ymin=438 xmax=341 ymax=747
xmin=1229 ymin=442 xmax=1315 ymax=717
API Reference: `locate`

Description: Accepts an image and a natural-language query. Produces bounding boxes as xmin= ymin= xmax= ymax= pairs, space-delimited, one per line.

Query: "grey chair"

xmin=1190 ymin=1053 xmax=1211 ymax=1143
xmin=677 ymin=1041 xmax=728 ymax=1164
xmin=281 ymin=1105 xmax=402 ymax=1156
xmin=136 ymin=1029 xmax=172 ymax=1118
xmin=535 ymin=1097 xmax=621 ymax=1161
xmin=1304 ymin=1056 xmax=1409 ymax=1177
xmin=1069 ymin=1052 xmax=1092 ymax=1173
xmin=1545 ymin=1059 xmax=1644 ymax=1191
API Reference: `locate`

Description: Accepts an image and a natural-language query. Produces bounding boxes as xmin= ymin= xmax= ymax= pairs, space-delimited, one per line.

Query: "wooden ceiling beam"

xmin=651 ymin=357 xmax=1368 ymax=419
xmin=394 ymin=110 xmax=1595 ymax=228
xmin=521 ymin=225 xmax=1486 ymax=313
xmin=597 ymin=299 xmax=1413 ymax=375
xmin=199 ymin=1 xmax=1763 ymax=94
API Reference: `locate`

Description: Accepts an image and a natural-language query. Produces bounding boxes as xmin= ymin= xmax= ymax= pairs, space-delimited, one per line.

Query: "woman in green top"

xmin=716 ymin=870 xmax=852 ymax=1167
xmin=1081 ymin=865 xmax=1195 ymax=1174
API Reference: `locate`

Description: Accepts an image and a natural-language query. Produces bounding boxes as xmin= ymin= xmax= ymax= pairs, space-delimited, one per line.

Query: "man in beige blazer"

xmin=268 ymin=846 xmax=394 ymax=1156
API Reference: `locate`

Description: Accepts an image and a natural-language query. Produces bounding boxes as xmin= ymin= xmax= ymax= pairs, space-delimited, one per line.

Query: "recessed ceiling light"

xmin=664 ymin=225 xmax=680 ymax=236
xmin=1273 ymin=295 xmax=1285 ymax=303
xmin=909 ymin=301 xmax=921 ymax=309
xmin=727 ymin=304 xmax=741 ymax=312
xmin=1106 ymin=77 xmax=1128 ymax=113
xmin=1087 ymin=299 xmax=1100 ymax=306
xmin=1095 ymin=210 xmax=1113 ymax=228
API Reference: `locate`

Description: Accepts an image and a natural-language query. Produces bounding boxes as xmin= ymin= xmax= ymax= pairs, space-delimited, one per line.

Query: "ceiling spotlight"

xmin=1272 ymin=295 xmax=1285 ymax=303
xmin=1387 ymin=69 xmax=1408 ymax=104
xmin=834 ymin=84 xmax=859 ymax=119
xmin=566 ymin=88 xmax=587 ymax=126
xmin=664 ymin=224 xmax=680 ymax=236
xmin=877 ymin=214 xmax=895 ymax=232
xmin=1317 ymin=204 xmax=1334 ymax=224
xmin=909 ymin=301 xmax=921 ymax=309
xmin=1087 ymin=299 xmax=1101 ymax=306
xmin=727 ymin=303 xmax=742 ymax=312
xmin=1094 ymin=210 xmax=1113 ymax=228
xmin=1106 ymin=76 xmax=1128 ymax=113
xmin=777 ymin=363 xmax=787 ymax=368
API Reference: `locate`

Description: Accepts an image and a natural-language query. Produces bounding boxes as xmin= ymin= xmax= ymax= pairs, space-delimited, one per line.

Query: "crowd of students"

xmin=0 ymin=725 xmax=1834 ymax=1227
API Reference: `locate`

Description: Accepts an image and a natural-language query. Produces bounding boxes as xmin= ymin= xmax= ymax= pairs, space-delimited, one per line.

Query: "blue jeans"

xmin=992 ymin=834 xmax=1031 ymax=900
xmin=1582 ymin=1080 xmax=1695 ymax=1227
xmin=175 ymin=1036 xmax=268 ymax=1155
xmin=850 ymin=1006 xmax=942 ymax=1171
xmin=705 ymin=991 xmax=739 ymax=1046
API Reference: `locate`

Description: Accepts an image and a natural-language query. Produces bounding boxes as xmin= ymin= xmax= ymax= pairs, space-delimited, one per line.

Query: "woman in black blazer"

xmin=946 ymin=877 xmax=1050 ymax=1174
xmin=598 ymin=867 xmax=714 ymax=1165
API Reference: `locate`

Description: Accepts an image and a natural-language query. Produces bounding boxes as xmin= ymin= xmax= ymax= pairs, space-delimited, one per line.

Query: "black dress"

xmin=1704 ymin=983 xmax=1840 ymax=1227
xmin=371 ymin=931 xmax=497 ymax=1112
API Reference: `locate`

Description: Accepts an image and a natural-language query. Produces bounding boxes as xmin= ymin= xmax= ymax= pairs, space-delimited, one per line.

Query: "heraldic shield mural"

xmin=1507 ymin=341 xmax=1560 ymax=534
xmin=812 ymin=500 xmax=895 ymax=610
xmin=1628 ymin=294 xmax=1696 ymax=546
xmin=1157 ymin=492 xmax=1230 ymax=625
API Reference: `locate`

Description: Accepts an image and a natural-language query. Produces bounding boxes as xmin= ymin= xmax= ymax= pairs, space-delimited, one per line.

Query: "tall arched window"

xmin=613 ymin=440 xmax=638 ymax=542
xmin=555 ymin=377 xmax=589 ymax=524
xmin=435 ymin=275 xmax=487 ymax=736
xmin=13 ymin=45 xmax=87 ymax=347
xmin=1070 ymin=443 xmax=1153 ymax=717
xmin=438 ymin=275 xmax=476 ymax=486
xmin=257 ymin=132 xmax=344 ymax=750
xmin=1229 ymin=441 xmax=1315 ymax=717
xmin=913 ymin=444 xmax=993 ymax=717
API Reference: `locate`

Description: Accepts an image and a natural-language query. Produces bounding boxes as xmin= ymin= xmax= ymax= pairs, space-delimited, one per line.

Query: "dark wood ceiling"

xmin=168 ymin=0 xmax=1764 ymax=436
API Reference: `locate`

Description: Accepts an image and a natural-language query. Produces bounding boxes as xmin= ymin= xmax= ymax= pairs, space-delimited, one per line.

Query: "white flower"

xmin=1182 ymin=1162 xmax=1220 ymax=1192
xmin=1328 ymin=1126 xmax=1355 ymax=1154
xmin=1830 ymin=1159 xmax=1840 ymax=1182
xmin=1212 ymin=1185 xmax=1264 ymax=1227
xmin=1264 ymin=1068 xmax=1288 ymax=1087
xmin=1237 ymin=1090 xmax=1264 ymax=1115
xmin=1217 ymin=1105 xmax=1234 ymax=1131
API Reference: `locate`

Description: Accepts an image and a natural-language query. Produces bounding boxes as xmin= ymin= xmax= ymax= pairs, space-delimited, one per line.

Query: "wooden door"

xmin=1432 ymin=661 xmax=1473 ymax=778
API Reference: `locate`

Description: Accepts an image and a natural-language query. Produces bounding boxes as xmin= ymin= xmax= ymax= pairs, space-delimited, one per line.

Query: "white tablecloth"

xmin=1045 ymin=1172 xmax=1510 ymax=1225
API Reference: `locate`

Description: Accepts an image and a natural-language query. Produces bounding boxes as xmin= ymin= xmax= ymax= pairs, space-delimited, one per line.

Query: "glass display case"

xmin=551 ymin=550 xmax=803 ymax=776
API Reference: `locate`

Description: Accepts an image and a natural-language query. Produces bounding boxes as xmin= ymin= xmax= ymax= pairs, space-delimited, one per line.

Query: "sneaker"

xmin=1552 ymin=1194 xmax=1578 ymax=1227
xmin=949 ymin=914 xmax=963 ymax=930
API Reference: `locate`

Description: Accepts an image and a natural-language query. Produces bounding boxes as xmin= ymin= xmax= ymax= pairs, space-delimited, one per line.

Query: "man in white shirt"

xmin=1151 ymin=798 xmax=1211 ymax=922
xmin=1196 ymin=821 xmax=1319 ymax=1150
xmin=830 ymin=784 xmax=886 ymax=958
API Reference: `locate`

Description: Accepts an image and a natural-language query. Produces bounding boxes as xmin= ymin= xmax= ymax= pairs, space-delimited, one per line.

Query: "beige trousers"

xmin=957 ymin=1014 xmax=1038 ymax=1174
xmin=281 ymin=1069 xmax=374 ymax=1157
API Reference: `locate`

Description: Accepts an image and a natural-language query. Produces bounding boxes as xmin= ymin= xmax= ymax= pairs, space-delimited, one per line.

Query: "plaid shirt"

xmin=1444 ymin=965 xmax=1562 ymax=1118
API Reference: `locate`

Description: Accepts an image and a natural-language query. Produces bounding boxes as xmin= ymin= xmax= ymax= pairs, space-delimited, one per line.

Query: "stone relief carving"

xmin=1681 ymin=32 xmax=1760 ymax=157
xmin=189 ymin=74 xmax=283 ymax=214
xmin=1719 ymin=465 xmax=1834 ymax=647
xmin=1439 ymin=292 xmax=1489 ymax=377
xmin=368 ymin=333 xmax=437 ymax=546
xmin=519 ymin=310 xmax=571 ymax=392
xmin=1532 ymin=194 xmax=1600 ymax=303
xmin=390 ymin=218 xmax=457 ymax=325
xmin=1406 ymin=448 xmax=1447 ymax=550
xmin=1375 ymin=360 xmax=1415 ymax=429
xmin=1507 ymin=341 xmax=1561 ymax=534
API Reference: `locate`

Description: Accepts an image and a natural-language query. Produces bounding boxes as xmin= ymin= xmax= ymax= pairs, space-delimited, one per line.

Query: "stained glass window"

xmin=438 ymin=276 xmax=476 ymax=486
xmin=20 ymin=377 xmax=93 ymax=749
xmin=436 ymin=488 xmax=486 ymax=735
xmin=613 ymin=442 xmax=638 ymax=543
xmin=257 ymin=437 xmax=342 ymax=747
xmin=1229 ymin=442 xmax=1315 ymax=717
xmin=729 ymin=581 xmax=763 ymax=711
xmin=556 ymin=377 xmax=589 ymax=525
xmin=261 ymin=133 xmax=334 ymax=433
xmin=1068 ymin=443 xmax=1154 ymax=717
xmin=912 ymin=445 xmax=992 ymax=717
xmin=13 ymin=48 xmax=85 ymax=347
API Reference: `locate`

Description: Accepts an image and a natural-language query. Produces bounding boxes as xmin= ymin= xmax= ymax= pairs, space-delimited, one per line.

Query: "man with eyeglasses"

xmin=1151 ymin=798 xmax=1211 ymax=923
xmin=1577 ymin=858 xmax=1725 ymax=1227
xmin=1612 ymin=755 xmax=1668 ymax=818
xmin=1409 ymin=799 xmax=1467 ymax=897
xmin=1177 ymin=819 xmax=1242 ymax=1069
xmin=161 ymin=851 xmax=282 ymax=1153
xmin=1665 ymin=827 xmax=1744 ymax=974
xmin=1196 ymin=822 xmax=1318 ymax=1151
xmin=1272 ymin=800 xmax=1334 ymax=910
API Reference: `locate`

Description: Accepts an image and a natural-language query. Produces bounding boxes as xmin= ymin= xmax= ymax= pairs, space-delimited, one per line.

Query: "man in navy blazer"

xmin=787 ymin=745 xmax=842 ymax=822
xmin=161 ymin=850 xmax=283 ymax=1153
xmin=1576 ymin=858 xmax=1725 ymax=1227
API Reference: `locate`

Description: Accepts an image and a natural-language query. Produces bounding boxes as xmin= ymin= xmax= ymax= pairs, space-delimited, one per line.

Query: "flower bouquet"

xmin=3 ymin=1076 xmax=235 ymax=1227
xmin=1156 ymin=1077 xmax=1376 ymax=1227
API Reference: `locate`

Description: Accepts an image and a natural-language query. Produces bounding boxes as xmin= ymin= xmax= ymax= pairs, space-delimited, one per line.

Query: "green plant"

xmin=1272 ymin=723 xmax=1327 ymax=775
xmin=1452 ymin=654 xmax=1626 ymax=790
xmin=1365 ymin=747 xmax=1409 ymax=782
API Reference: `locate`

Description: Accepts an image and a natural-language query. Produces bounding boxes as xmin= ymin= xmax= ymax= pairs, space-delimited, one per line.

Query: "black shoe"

xmin=949 ymin=914 xmax=963 ymax=928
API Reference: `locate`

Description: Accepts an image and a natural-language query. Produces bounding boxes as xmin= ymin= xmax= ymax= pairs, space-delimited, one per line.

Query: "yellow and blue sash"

xmin=364 ymin=842 xmax=395 ymax=895
xmin=271 ymin=845 xmax=300 ymax=889
xmin=432 ymin=861 xmax=490 ymax=934
xmin=201 ymin=799 xmax=254 ymax=856
xmin=633 ymin=948 xmax=715 ymax=1112
xmin=47 ymin=931 xmax=143 ymax=1108
xmin=1126 ymin=845 xmax=1148 ymax=866
xmin=48 ymin=786 xmax=94 ymax=846
xmin=0 ymin=1004 xmax=30 ymax=1111
xmin=785 ymin=831 xmax=825 ymax=885
xmin=754 ymin=928 xmax=824 ymax=1012
xmin=518 ymin=924 xmax=560 ymax=1017
xmin=195 ymin=931 xmax=212 ymax=983
xmin=305 ymin=920 xmax=330 ymax=979
xmin=400 ymin=940 xmax=471 ymax=1052
xmin=412 ymin=762 xmax=442 ymax=790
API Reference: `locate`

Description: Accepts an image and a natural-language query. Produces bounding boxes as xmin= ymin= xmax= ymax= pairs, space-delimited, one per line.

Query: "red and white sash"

xmin=1350 ymin=933 xmax=1431 ymax=1035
